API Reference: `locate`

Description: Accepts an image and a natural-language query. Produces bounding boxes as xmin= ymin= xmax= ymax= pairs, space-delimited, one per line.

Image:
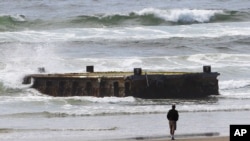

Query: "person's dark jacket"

xmin=167 ymin=109 xmax=179 ymax=121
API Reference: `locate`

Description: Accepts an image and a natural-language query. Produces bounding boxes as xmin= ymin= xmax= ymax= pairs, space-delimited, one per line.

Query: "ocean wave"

xmin=0 ymin=14 xmax=27 ymax=31
xmin=1 ymin=91 xmax=250 ymax=117
xmin=0 ymin=127 xmax=118 ymax=133
xmin=43 ymin=9 xmax=250 ymax=26
xmin=2 ymin=22 xmax=250 ymax=43
xmin=70 ymin=9 xmax=250 ymax=25
xmin=219 ymin=79 xmax=250 ymax=90
xmin=187 ymin=53 xmax=250 ymax=68
xmin=2 ymin=105 xmax=250 ymax=118
xmin=0 ymin=82 xmax=4 ymax=93
xmin=135 ymin=8 xmax=224 ymax=24
xmin=0 ymin=14 xmax=26 ymax=22
xmin=0 ymin=9 xmax=249 ymax=31
xmin=0 ymin=82 xmax=30 ymax=96
xmin=86 ymin=8 xmax=225 ymax=24
xmin=219 ymin=92 xmax=250 ymax=99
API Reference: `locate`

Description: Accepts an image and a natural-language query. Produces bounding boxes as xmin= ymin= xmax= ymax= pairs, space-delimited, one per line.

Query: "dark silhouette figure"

xmin=167 ymin=104 xmax=179 ymax=140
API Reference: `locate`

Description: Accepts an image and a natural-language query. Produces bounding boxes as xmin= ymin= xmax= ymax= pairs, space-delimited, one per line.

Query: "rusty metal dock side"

xmin=22 ymin=66 xmax=220 ymax=98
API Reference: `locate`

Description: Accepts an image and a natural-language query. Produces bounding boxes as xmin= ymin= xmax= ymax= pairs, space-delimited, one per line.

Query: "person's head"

xmin=172 ymin=104 xmax=176 ymax=109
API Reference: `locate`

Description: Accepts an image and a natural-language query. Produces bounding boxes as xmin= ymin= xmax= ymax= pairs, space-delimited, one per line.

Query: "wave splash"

xmin=136 ymin=8 xmax=224 ymax=23
xmin=0 ymin=14 xmax=27 ymax=31
xmin=72 ymin=8 xmax=237 ymax=26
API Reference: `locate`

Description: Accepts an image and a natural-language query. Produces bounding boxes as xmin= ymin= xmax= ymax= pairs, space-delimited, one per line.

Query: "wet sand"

xmin=126 ymin=136 xmax=229 ymax=141
xmin=123 ymin=134 xmax=229 ymax=141
xmin=157 ymin=136 xmax=229 ymax=141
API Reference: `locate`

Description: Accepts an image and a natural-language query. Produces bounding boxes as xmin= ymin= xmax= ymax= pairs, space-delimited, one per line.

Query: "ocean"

xmin=1 ymin=0 xmax=250 ymax=140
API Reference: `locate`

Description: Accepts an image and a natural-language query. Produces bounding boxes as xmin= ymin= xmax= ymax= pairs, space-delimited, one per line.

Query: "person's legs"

xmin=169 ymin=121 xmax=172 ymax=135
xmin=169 ymin=121 xmax=176 ymax=140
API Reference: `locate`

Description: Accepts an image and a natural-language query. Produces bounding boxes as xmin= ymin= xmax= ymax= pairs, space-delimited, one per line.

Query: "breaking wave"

xmin=0 ymin=14 xmax=27 ymax=31
xmin=0 ymin=127 xmax=118 ymax=133
xmin=71 ymin=9 xmax=250 ymax=25
xmin=0 ymin=9 xmax=249 ymax=31
xmin=2 ymin=103 xmax=250 ymax=118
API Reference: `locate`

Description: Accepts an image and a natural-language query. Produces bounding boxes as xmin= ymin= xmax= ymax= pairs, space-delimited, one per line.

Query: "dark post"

xmin=86 ymin=66 xmax=94 ymax=73
xmin=38 ymin=67 xmax=45 ymax=73
xmin=203 ymin=66 xmax=211 ymax=73
xmin=134 ymin=68 xmax=142 ymax=75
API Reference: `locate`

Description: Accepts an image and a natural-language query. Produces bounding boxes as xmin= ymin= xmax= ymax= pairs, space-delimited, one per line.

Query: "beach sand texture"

xmin=152 ymin=136 xmax=229 ymax=141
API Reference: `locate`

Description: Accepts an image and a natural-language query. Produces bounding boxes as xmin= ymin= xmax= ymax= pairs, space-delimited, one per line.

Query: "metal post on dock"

xmin=86 ymin=66 xmax=94 ymax=73
xmin=203 ymin=65 xmax=211 ymax=73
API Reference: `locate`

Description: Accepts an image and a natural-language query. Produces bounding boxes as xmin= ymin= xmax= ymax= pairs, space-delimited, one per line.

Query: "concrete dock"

xmin=22 ymin=66 xmax=220 ymax=99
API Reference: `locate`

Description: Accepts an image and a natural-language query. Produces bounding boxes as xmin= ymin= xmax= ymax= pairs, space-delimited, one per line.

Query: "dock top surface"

xmin=25 ymin=71 xmax=219 ymax=78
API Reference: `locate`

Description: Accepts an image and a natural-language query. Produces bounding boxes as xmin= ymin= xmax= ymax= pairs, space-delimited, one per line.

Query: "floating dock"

xmin=22 ymin=66 xmax=220 ymax=99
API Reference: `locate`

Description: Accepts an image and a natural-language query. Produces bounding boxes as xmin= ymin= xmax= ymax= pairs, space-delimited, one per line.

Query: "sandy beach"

xmin=181 ymin=137 xmax=229 ymax=141
xmin=121 ymin=134 xmax=229 ymax=141
xmin=133 ymin=136 xmax=229 ymax=141
xmin=155 ymin=136 xmax=229 ymax=141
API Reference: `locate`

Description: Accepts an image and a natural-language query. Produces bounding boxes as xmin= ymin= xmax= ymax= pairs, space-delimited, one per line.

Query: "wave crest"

xmin=73 ymin=8 xmax=226 ymax=26
xmin=220 ymin=79 xmax=250 ymax=90
xmin=1 ymin=9 xmax=247 ymax=31
xmin=136 ymin=8 xmax=224 ymax=24
xmin=0 ymin=14 xmax=26 ymax=31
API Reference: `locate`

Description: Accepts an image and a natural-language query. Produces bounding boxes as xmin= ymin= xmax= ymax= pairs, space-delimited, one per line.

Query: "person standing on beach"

xmin=167 ymin=104 xmax=179 ymax=140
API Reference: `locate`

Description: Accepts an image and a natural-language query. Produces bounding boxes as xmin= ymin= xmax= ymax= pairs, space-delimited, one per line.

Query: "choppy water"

xmin=1 ymin=0 xmax=250 ymax=140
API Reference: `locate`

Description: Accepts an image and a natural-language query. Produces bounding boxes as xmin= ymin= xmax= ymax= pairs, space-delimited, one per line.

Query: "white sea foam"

xmin=136 ymin=8 xmax=224 ymax=23
xmin=1 ymin=51 xmax=250 ymax=91
xmin=1 ymin=21 xmax=250 ymax=43
xmin=219 ymin=79 xmax=250 ymax=90
xmin=219 ymin=91 xmax=250 ymax=99
xmin=77 ymin=96 xmax=136 ymax=103
xmin=11 ymin=14 xmax=26 ymax=22
xmin=0 ymin=14 xmax=26 ymax=22
xmin=187 ymin=53 xmax=250 ymax=67
xmin=1 ymin=88 xmax=250 ymax=117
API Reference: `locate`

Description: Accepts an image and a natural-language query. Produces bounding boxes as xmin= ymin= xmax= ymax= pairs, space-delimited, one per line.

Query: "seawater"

xmin=1 ymin=0 xmax=250 ymax=140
